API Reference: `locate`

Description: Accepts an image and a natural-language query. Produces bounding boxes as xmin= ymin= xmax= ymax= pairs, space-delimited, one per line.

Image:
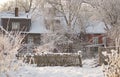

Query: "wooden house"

xmin=0 ymin=7 xmax=109 ymax=54
xmin=84 ymin=21 xmax=109 ymax=57
xmin=86 ymin=21 xmax=107 ymax=46
xmin=0 ymin=8 xmax=48 ymax=53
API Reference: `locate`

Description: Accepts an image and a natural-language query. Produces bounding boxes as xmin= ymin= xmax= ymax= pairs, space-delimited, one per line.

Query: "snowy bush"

xmin=0 ymin=28 xmax=25 ymax=76
xmin=102 ymin=50 xmax=120 ymax=77
xmin=36 ymin=28 xmax=74 ymax=53
xmin=36 ymin=31 xmax=86 ymax=54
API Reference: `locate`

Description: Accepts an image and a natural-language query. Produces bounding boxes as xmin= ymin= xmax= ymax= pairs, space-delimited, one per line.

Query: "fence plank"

xmin=18 ymin=53 xmax=82 ymax=67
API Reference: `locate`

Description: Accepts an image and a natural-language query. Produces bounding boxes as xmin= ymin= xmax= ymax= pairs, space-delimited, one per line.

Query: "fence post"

xmin=78 ymin=51 xmax=82 ymax=67
xmin=98 ymin=47 xmax=102 ymax=65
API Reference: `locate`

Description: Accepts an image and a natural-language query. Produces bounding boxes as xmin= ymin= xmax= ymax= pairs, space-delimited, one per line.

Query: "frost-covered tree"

xmin=35 ymin=25 xmax=74 ymax=53
xmin=47 ymin=0 xmax=94 ymax=53
xmin=0 ymin=0 xmax=15 ymax=12
xmin=34 ymin=0 xmax=94 ymax=53
xmin=17 ymin=0 xmax=33 ymax=13
xmin=0 ymin=26 xmax=25 ymax=76
xmin=45 ymin=0 xmax=93 ymax=33
xmin=86 ymin=0 xmax=120 ymax=48
xmin=0 ymin=0 xmax=44 ymax=13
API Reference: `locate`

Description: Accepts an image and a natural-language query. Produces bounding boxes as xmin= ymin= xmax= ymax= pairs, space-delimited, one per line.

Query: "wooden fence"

xmin=17 ymin=53 xmax=82 ymax=67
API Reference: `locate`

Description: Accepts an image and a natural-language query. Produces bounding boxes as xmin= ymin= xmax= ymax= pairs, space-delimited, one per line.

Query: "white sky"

xmin=0 ymin=0 xmax=11 ymax=5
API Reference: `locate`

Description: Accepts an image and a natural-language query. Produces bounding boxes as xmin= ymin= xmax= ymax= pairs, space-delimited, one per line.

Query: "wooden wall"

xmin=18 ymin=53 xmax=82 ymax=67
xmin=86 ymin=34 xmax=105 ymax=44
xmin=1 ymin=18 xmax=31 ymax=31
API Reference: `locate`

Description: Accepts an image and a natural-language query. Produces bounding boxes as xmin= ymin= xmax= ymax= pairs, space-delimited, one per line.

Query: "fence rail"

xmin=17 ymin=53 xmax=82 ymax=67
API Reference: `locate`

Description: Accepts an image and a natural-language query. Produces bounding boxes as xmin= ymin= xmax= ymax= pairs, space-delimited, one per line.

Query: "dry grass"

xmin=102 ymin=50 xmax=120 ymax=77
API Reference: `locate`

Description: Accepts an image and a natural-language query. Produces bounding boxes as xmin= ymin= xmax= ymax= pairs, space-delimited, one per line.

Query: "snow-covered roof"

xmin=60 ymin=17 xmax=107 ymax=34
xmin=86 ymin=21 xmax=107 ymax=34
xmin=0 ymin=11 xmax=49 ymax=33
xmin=0 ymin=11 xmax=109 ymax=34
xmin=28 ymin=15 xmax=49 ymax=33
xmin=0 ymin=12 xmax=31 ymax=19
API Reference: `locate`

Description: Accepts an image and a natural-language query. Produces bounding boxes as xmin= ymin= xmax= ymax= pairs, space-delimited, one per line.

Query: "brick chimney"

xmin=15 ymin=7 xmax=18 ymax=17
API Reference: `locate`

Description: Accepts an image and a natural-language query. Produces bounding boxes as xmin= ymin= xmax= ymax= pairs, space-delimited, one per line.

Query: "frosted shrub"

xmin=102 ymin=50 xmax=120 ymax=77
xmin=37 ymin=29 xmax=73 ymax=53
xmin=0 ymin=31 xmax=25 ymax=76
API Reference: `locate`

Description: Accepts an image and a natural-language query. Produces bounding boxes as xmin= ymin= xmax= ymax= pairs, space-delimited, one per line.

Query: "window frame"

xmin=93 ymin=37 xmax=99 ymax=44
xmin=102 ymin=37 xmax=107 ymax=46
xmin=28 ymin=36 xmax=34 ymax=44
xmin=12 ymin=22 xmax=20 ymax=30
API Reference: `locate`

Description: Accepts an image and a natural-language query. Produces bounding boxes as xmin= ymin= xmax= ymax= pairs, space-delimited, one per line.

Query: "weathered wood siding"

xmin=18 ymin=53 xmax=82 ymax=67
xmin=86 ymin=34 xmax=105 ymax=44
xmin=23 ymin=33 xmax=41 ymax=45
xmin=1 ymin=18 xmax=31 ymax=31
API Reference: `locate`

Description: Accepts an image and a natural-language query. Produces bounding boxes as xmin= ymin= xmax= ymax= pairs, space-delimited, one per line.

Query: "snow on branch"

xmin=0 ymin=26 xmax=25 ymax=75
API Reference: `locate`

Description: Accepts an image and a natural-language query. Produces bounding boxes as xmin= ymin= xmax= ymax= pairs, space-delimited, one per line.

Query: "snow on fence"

xmin=98 ymin=46 xmax=120 ymax=65
xmin=17 ymin=53 xmax=82 ymax=67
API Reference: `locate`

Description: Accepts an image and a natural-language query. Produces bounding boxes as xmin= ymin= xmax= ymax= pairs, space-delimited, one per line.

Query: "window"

xmin=28 ymin=36 xmax=34 ymax=44
xmin=93 ymin=37 xmax=98 ymax=44
xmin=102 ymin=37 xmax=107 ymax=46
xmin=12 ymin=22 xmax=20 ymax=30
xmin=54 ymin=20 xmax=60 ymax=23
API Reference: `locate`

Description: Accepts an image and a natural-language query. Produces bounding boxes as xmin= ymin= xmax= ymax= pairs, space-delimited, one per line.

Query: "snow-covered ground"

xmin=0 ymin=59 xmax=104 ymax=77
